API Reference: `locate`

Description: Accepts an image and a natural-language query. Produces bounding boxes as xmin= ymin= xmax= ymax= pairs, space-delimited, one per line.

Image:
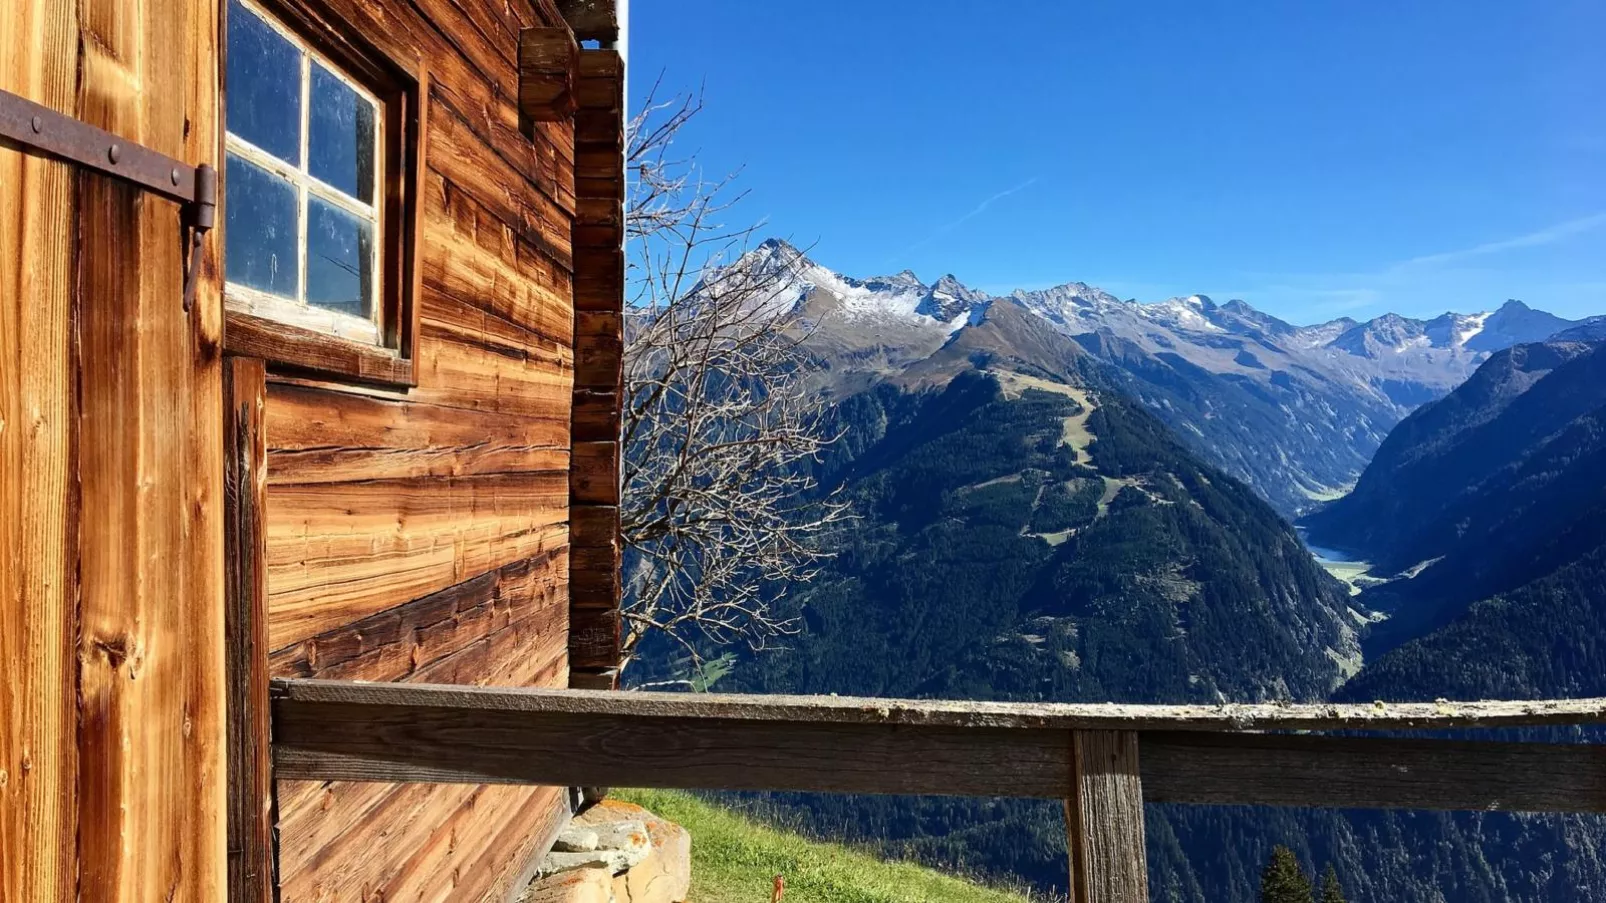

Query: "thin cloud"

xmin=896 ymin=177 xmax=1040 ymax=258
xmin=1391 ymin=212 xmax=1606 ymax=271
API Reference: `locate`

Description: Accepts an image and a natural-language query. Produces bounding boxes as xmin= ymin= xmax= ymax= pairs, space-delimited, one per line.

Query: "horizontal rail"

xmin=271 ymin=680 xmax=1606 ymax=813
xmin=272 ymin=680 xmax=1606 ymax=732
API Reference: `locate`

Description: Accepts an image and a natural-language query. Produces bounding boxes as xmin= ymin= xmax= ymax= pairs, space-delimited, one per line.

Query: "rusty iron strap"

xmin=0 ymin=87 xmax=217 ymax=312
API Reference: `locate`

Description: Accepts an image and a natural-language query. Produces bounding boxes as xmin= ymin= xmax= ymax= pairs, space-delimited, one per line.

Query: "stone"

xmin=516 ymin=865 xmax=615 ymax=903
xmin=612 ymin=817 xmax=690 ymax=903
xmin=554 ymin=826 xmax=601 ymax=853
xmin=575 ymin=800 xmax=691 ymax=903
xmin=539 ymin=850 xmax=642 ymax=877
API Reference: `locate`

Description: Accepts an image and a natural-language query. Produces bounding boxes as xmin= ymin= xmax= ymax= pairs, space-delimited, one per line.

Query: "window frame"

xmin=219 ymin=0 xmax=426 ymax=388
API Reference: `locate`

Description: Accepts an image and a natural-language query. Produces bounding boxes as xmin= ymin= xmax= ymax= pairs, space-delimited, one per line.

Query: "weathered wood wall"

xmin=3 ymin=0 xmax=229 ymax=900
xmin=568 ymin=47 xmax=627 ymax=685
xmin=250 ymin=0 xmax=587 ymax=898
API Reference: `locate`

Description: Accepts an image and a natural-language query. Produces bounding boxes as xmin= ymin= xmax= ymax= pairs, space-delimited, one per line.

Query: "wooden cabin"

xmin=8 ymin=2 xmax=1606 ymax=902
xmin=2 ymin=0 xmax=625 ymax=899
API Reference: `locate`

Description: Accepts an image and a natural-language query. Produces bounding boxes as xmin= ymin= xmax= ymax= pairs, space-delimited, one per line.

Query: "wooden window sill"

xmin=226 ymin=308 xmax=415 ymax=388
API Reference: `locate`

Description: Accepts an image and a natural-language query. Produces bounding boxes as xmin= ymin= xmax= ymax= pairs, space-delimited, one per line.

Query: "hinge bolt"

xmin=108 ymin=144 xmax=121 ymax=164
xmin=30 ymin=116 xmax=41 ymax=133
xmin=171 ymin=168 xmax=180 ymax=186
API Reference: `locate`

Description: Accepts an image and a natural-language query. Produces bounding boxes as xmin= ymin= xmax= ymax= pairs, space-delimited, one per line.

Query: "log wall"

xmin=247 ymin=0 xmax=591 ymax=899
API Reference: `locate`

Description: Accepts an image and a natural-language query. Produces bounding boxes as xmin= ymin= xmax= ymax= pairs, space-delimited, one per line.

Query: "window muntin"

xmin=224 ymin=0 xmax=383 ymax=345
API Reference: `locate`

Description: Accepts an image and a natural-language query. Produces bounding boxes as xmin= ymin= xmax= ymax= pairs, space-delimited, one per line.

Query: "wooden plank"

xmin=270 ymin=682 xmax=1606 ymax=814
xmin=411 ymin=322 xmax=574 ymax=420
xmin=74 ymin=0 xmax=227 ymax=895
xmin=265 ymin=382 xmax=568 ymax=485
xmin=269 ymin=551 xmax=567 ymax=682
xmin=1140 ymin=732 xmax=1606 ymax=813
xmin=224 ymin=359 xmax=274 ymax=903
xmin=424 ymin=170 xmax=573 ymax=345
xmin=572 ymin=388 xmax=620 ymax=441
xmin=519 ymin=26 xmax=579 ymax=121
xmin=429 ymin=95 xmax=573 ymax=267
xmin=225 ymin=309 xmax=416 ymax=387
xmin=0 ymin=0 xmax=80 ymax=897
xmin=1066 ymin=731 xmax=1146 ymax=903
xmin=568 ymin=607 xmax=620 ymax=670
xmin=272 ymin=692 xmax=1073 ymax=798
xmin=559 ymin=0 xmax=620 ymax=42
xmin=266 ymin=473 xmax=570 ymax=650
xmin=270 ymin=682 xmax=1606 ymax=733
xmin=571 ymin=440 xmax=619 ymax=504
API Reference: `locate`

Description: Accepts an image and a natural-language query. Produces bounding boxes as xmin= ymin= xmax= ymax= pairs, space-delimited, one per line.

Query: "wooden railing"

xmin=270 ymin=680 xmax=1606 ymax=903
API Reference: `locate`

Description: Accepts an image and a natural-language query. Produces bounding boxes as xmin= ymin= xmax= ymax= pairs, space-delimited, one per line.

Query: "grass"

xmin=613 ymin=789 xmax=1040 ymax=903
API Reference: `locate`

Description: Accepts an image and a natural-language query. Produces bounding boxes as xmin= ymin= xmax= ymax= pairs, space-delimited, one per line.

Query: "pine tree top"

xmin=1260 ymin=845 xmax=1314 ymax=903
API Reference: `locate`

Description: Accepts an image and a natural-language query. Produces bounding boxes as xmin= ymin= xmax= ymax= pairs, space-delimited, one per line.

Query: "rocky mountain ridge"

xmin=743 ymin=238 xmax=1583 ymax=513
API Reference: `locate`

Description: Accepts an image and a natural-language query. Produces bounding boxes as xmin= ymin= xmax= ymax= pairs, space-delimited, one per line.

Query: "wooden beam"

xmin=224 ymin=358 xmax=274 ymax=903
xmin=1066 ymin=732 xmax=1147 ymax=903
xmin=271 ymin=682 xmax=1606 ymax=732
xmin=269 ymin=681 xmax=1606 ymax=813
xmin=519 ymin=27 xmax=579 ymax=123
xmin=557 ymin=0 xmax=619 ymax=43
xmin=271 ymin=687 xmax=1072 ymax=798
xmin=1140 ymin=732 xmax=1606 ymax=813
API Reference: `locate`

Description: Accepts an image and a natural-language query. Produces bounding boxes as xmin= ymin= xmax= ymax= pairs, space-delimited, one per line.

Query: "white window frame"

xmin=224 ymin=0 xmax=386 ymax=347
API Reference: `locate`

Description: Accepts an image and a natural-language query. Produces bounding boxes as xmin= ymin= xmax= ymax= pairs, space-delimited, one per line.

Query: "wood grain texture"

xmin=1141 ymin=732 xmax=1606 ymax=813
xmin=224 ymin=358 xmax=275 ymax=903
xmin=519 ymin=27 xmax=579 ymax=121
xmin=558 ymin=0 xmax=619 ymax=42
xmin=225 ymin=309 xmax=417 ymax=387
xmin=0 ymin=1 xmax=80 ymax=897
xmin=571 ymin=440 xmax=620 ymax=504
xmin=567 ymin=607 xmax=621 ymax=670
xmin=425 ymin=170 xmax=574 ymax=344
xmin=273 ymin=699 xmax=1074 ymax=797
xmin=265 ymin=381 xmax=568 ymax=485
xmin=1066 ymin=731 xmax=1146 ymax=903
xmin=271 ymin=682 xmax=1606 ymax=732
xmin=269 ymin=551 xmax=567 ymax=682
xmin=270 ymin=682 xmax=1606 ymax=813
xmin=266 ymin=473 xmax=570 ymax=650
xmin=74 ymin=0 xmax=228 ymax=896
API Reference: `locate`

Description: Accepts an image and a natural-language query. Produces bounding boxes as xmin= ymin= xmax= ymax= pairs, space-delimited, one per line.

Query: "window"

xmin=221 ymin=0 xmax=424 ymax=384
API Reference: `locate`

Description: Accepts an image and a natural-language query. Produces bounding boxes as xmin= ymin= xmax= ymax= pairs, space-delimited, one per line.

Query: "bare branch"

xmin=619 ymin=82 xmax=854 ymax=682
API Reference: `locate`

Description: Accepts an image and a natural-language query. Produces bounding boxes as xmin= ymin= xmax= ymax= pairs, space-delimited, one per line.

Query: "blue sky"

xmin=629 ymin=0 xmax=1606 ymax=324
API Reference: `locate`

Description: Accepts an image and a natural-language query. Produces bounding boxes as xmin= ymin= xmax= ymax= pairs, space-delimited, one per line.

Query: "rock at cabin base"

xmin=525 ymin=799 xmax=690 ymax=903
xmin=554 ymin=826 xmax=602 ymax=853
xmin=612 ymin=817 xmax=690 ymax=903
xmin=516 ymin=865 xmax=614 ymax=903
xmin=575 ymin=800 xmax=691 ymax=903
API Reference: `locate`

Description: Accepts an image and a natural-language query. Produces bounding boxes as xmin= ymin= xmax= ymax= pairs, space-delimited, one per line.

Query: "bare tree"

xmin=617 ymin=79 xmax=851 ymax=682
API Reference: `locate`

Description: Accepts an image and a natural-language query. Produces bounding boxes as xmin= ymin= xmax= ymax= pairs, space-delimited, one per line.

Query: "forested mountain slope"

xmin=751 ymin=368 xmax=1359 ymax=704
xmin=1305 ymin=339 xmax=1606 ymax=655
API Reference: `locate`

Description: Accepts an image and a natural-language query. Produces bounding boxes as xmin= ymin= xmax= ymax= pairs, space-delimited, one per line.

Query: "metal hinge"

xmin=0 ymin=87 xmax=217 ymax=312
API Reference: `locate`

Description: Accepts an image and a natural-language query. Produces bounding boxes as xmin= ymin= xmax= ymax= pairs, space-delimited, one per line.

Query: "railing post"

xmin=1066 ymin=730 xmax=1148 ymax=903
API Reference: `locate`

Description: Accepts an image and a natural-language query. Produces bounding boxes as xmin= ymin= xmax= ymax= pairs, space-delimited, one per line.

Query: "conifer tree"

xmin=1319 ymin=864 xmax=1346 ymax=903
xmin=1260 ymin=845 xmax=1314 ymax=903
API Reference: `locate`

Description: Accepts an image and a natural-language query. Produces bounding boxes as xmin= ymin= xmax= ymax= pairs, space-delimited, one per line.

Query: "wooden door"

xmin=1 ymin=0 xmax=227 ymax=900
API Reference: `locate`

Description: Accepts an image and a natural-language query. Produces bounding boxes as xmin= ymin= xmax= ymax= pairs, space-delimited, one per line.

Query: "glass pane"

xmin=305 ymin=197 xmax=376 ymax=318
xmin=309 ymin=62 xmax=377 ymax=204
xmin=225 ymin=0 xmax=302 ymax=165
xmin=224 ymin=151 xmax=298 ymax=297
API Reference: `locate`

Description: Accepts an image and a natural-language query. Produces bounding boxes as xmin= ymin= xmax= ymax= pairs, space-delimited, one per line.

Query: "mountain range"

xmin=746 ymin=238 xmax=1582 ymax=514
